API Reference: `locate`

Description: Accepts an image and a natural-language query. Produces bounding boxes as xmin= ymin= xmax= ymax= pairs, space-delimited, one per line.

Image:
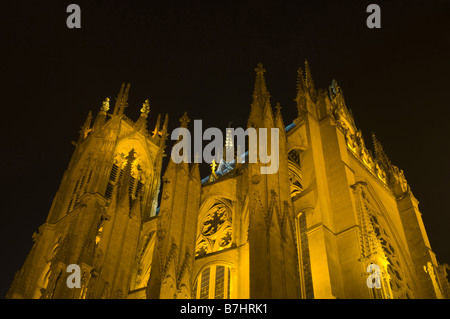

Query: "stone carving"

xmin=101 ymin=97 xmax=110 ymax=112
xmin=196 ymin=200 xmax=232 ymax=257
xmin=424 ymin=262 xmax=444 ymax=299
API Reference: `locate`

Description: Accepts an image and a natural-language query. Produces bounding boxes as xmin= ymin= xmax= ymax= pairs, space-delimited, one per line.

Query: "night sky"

xmin=1 ymin=0 xmax=449 ymax=297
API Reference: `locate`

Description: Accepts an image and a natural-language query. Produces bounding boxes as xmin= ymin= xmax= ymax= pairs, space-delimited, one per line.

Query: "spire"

xmin=294 ymin=60 xmax=317 ymax=113
xmin=179 ymin=112 xmax=190 ymax=128
xmin=252 ymin=63 xmax=271 ymax=106
xmin=82 ymin=111 xmax=93 ymax=133
xmin=158 ymin=113 xmax=169 ymax=149
xmin=371 ymin=132 xmax=392 ymax=170
xmin=152 ymin=113 xmax=161 ymax=137
xmin=119 ymin=82 xmax=131 ymax=116
xmin=296 ymin=67 xmax=306 ymax=96
xmin=248 ymin=63 xmax=271 ymax=128
xmin=112 ymin=83 xmax=125 ymax=116
xmin=162 ymin=113 xmax=169 ymax=132
xmin=223 ymin=122 xmax=234 ymax=163
xmin=78 ymin=111 xmax=93 ymax=143
xmin=112 ymin=82 xmax=131 ymax=116
xmin=304 ymin=59 xmax=316 ymax=95
xmin=274 ymin=102 xmax=285 ymax=132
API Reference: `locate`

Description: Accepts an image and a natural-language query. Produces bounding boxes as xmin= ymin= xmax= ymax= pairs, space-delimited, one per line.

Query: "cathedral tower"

xmin=7 ymin=84 xmax=169 ymax=299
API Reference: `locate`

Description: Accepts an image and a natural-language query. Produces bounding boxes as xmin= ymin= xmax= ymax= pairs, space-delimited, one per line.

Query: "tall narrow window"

xmin=288 ymin=149 xmax=303 ymax=198
xmin=199 ymin=267 xmax=210 ymax=299
xmin=83 ymin=169 xmax=93 ymax=193
xmin=105 ymin=163 xmax=124 ymax=199
xmin=296 ymin=212 xmax=314 ymax=299
xmin=66 ymin=179 xmax=80 ymax=214
xmin=193 ymin=265 xmax=231 ymax=299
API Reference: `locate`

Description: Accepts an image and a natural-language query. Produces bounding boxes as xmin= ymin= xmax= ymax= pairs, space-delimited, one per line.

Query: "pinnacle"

xmin=179 ymin=112 xmax=190 ymax=128
xmin=252 ymin=62 xmax=271 ymax=102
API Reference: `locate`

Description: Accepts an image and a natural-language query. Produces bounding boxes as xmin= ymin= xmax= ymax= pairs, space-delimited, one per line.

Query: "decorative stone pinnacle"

xmin=210 ymin=159 xmax=218 ymax=178
xmin=255 ymin=63 xmax=266 ymax=75
xmin=275 ymin=102 xmax=282 ymax=113
xmin=179 ymin=112 xmax=190 ymax=128
xmin=141 ymin=99 xmax=150 ymax=115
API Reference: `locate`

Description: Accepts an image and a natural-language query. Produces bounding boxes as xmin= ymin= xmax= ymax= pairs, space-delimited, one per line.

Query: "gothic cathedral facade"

xmin=7 ymin=62 xmax=450 ymax=299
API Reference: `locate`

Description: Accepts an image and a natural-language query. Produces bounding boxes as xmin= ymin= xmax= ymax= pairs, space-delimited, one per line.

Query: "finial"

xmin=179 ymin=112 xmax=190 ymax=128
xmin=152 ymin=113 xmax=161 ymax=136
xmin=253 ymin=63 xmax=270 ymax=99
xmin=255 ymin=63 xmax=266 ymax=75
xmin=225 ymin=127 xmax=233 ymax=149
xmin=275 ymin=102 xmax=282 ymax=113
xmin=101 ymin=97 xmax=110 ymax=112
xmin=296 ymin=66 xmax=305 ymax=88
xmin=113 ymin=83 xmax=125 ymax=115
xmin=210 ymin=159 xmax=218 ymax=179
xmin=304 ymin=59 xmax=315 ymax=91
xmin=116 ymin=83 xmax=131 ymax=116
xmin=141 ymin=99 xmax=150 ymax=115
xmin=329 ymin=79 xmax=341 ymax=99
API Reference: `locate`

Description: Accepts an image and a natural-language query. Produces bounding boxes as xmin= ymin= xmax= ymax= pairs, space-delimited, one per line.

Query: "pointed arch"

xmin=196 ymin=197 xmax=233 ymax=257
xmin=352 ymin=179 xmax=417 ymax=298
xmin=192 ymin=262 xmax=233 ymax=299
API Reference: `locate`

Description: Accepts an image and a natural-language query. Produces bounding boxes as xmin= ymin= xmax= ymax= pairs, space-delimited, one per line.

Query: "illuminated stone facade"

xmin=7 ymin=63 xmax=450 ymax=299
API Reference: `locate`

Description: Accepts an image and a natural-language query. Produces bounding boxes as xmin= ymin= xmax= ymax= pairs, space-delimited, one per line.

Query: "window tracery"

xmin=355 ymin=186 xmax=414 ymax=299
xmin=105 ymin=150 xmax=147 ymax=201
xmin=195 ymin=199 xmax=233 ymax=257
xmin=288 ymin=149 xmax=303 ymax=198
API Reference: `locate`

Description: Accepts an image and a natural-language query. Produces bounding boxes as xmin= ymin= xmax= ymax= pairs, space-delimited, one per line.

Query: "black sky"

xmin=1 ymin=0 xmax=449 ymax=297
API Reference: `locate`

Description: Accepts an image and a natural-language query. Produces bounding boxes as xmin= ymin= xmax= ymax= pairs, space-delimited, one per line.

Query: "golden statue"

xmin=101 ymin=97 xmax=110 ymax=112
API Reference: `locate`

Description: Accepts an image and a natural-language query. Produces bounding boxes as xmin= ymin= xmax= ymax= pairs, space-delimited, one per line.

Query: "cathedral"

xmin=6 ymin=62 xmax=450 ymax=299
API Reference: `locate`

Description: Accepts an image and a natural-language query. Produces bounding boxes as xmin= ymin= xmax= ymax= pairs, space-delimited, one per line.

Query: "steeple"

xmin=78 ymin=111 xmax=93 ymax=143
xmin=158 ymin=113 xmax=169 ymax=149
xmin=248 ymin=63 xmax=271 ymax=128
xmin=253 ymin=63 xmax=271 ymax=108
xmin=274 ymin=102 xmax=285 ymax=133
xmin=152 ymin=114 xmax=161 ymax=137
xmin=304 ymin=59 xmax=316 ymax=96
xmin=112 ymin=82 xmax=131 ymax=116
xmin=372 ymin=132 xmax=392 ymax=170
xmin=295 ymin=66 xmax=307 ymax=98
xmin=179 ymin=111 xmax=190 ymax=128
xmin=223 ymin=122 xmax=234 ymax=163
xmin=295 ymin=59 xmax=317 ymax=110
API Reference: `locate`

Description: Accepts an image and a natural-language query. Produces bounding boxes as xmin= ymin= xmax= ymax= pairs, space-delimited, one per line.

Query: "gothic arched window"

xmin=105 ymin=150 xmax=147 ymax=201
xmin=288 ymin=149 xmax=303 ymax=198
xmin=355 ymin=187 xmax=414 ymax=299
xmin=195 ymin=199 xmax=233 ymax=257
xmin=192 ymin=265 xmax=231 ymax=299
